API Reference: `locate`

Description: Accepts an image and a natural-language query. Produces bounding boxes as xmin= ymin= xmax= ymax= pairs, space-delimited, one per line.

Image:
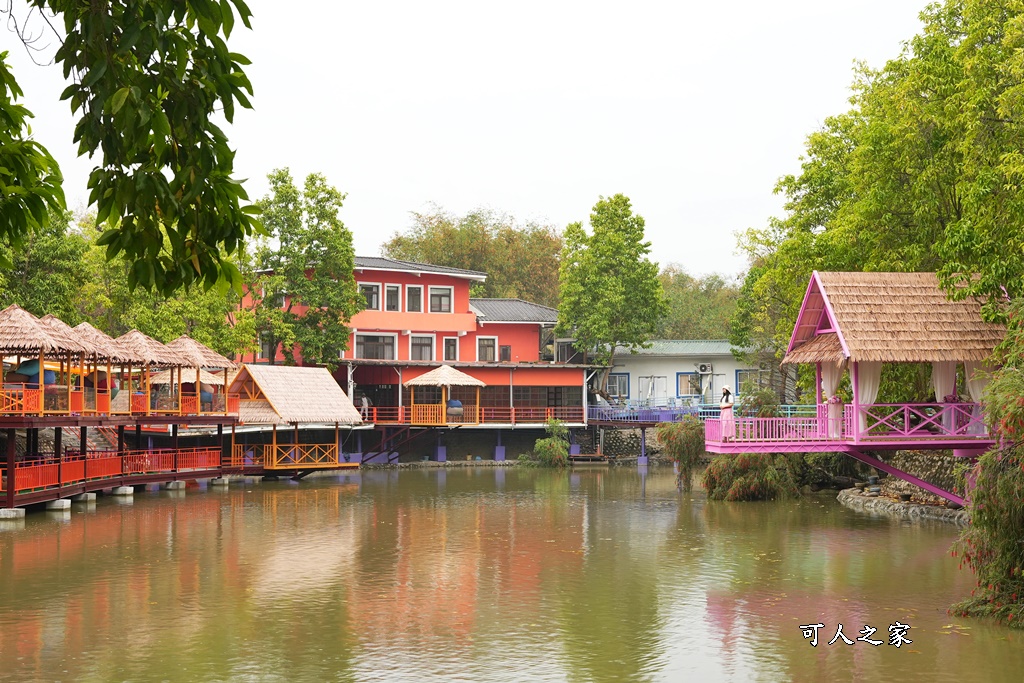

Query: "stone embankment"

xmin=837 ymin=487 xmax=969 ymax=525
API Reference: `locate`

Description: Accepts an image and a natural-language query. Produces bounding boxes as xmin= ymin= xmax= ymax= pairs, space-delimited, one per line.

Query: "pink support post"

xmin=815 ymin=363 xmax=822 ymax=404
xmin=851 ymin=361 xmax=860 ymax=443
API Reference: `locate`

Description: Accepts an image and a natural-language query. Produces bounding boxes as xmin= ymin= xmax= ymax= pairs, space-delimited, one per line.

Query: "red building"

xmin=238 ymin=257 xmax=595 ymax=460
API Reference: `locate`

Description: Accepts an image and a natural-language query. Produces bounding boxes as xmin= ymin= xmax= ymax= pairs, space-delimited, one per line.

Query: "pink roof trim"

xmin=786 ymin=271 xmax=851 ymax=359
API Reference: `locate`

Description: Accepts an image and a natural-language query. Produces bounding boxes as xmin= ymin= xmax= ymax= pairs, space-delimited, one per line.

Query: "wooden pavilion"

xmin=705 ymin=271 xmax=1005 ymax=504
xmin=227 ymin=364 xmax=362 ymax=472
xmin=403 ymin=364 xmax=486 ymax=426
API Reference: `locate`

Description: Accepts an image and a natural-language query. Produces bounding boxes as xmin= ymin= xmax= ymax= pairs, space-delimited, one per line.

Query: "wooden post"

xmin=37 ymin=349 xmax=44 ymax=416
xmin=334 ymin=422 xmax=340 ymax=462
xmin=217 ymin=424 xmax=224 ymax=468
xmin=6 ymin=428 xmax=16 ymax=507
xmin=195 ymin=367 xmax=201 ymax=414
xmin=176 ymin=367 xmax=183 ymax=415
xmin=172 ymin=424 xmax=179 ymax=451
xmin=135 ymin=424 xmax=142 ymax=451
xmin=230 ymin=423 xmax=236 ymax=468
xmin=66 ymin=351 xmax=72 ymax=414
xmin=125 ymin=361 xmax=132 ymax=415
xmin=80 ymin=426 xmax=88 ymax=457
xmin=851 ymin=361 xmax=860 ymax=442
xmin=442 ymin=386 xmax=447 ymax=426
xmin=271 ymin=424 xmax=277 ymax=468
xmin=117 ymin=425 xmax=125 ymax=454
xmin=815 ymin=363 xmax=822 ymax=404
xmin=54 ymin=427 xmax=62 ymax=460
xmin=476 ymin=386 xmax=481 ymax=424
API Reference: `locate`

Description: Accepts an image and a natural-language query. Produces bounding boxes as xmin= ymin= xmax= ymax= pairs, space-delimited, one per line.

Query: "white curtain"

xmin=965 ymin=360 xmax=991 ymax=434
xmin=932 ymin=361 xmax=957 ymax=432
xmin=855 ymin=361 xmax=882 ymax=433
xmin=821 ymin=360 xmax=845 ymax=438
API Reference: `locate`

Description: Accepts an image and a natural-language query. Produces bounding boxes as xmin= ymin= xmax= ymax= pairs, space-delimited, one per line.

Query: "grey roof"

xmin=470 ymin=298 xmax=558 ymax=323
xmin=355 ymin=256 xmax=488 ymax=280
xmin=614 ymin=340 xmax=739 ymax=356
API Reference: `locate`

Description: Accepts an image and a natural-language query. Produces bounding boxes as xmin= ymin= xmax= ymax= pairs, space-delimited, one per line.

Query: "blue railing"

xmin=587 ymin=404 xmax=816 ymax=424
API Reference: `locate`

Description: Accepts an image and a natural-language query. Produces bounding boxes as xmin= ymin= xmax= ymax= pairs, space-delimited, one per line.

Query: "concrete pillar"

xmin=0 ymin=507 xmax=26 ymax=519
xmin=637 ymin=427 xmax=648 ymax=466
xmin=71 ymin=492 xmax=96 ymax=502
xmin=494 ymin=430 xmax=505 ymax=461
xmin=111 ymin=486 xmax=133 ymax=497
xmin=210 ymin=477 xmax=230 ymax=487
xmin=46 ymin=498 xmax=71 ymax=510
xmin=435 ymin=432 xmax=446 ymax=462
xmin=162 ymin=481 xmax=185 ymax=490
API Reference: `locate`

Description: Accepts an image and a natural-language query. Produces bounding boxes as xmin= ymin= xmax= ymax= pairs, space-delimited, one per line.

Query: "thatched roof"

xmin=114 ymin=330 xmax=185 ymax=367
xmin=785 ymin=271 xmax=1005 ymax=364
xmin=74 ymin=322 xmax=147 ymax=364
xmin=0 ymin=304 xmax=70 ymax=356
xmin=227 ymin=364 xmax=362 ymax=425
xmin=782 ymin=332 xmax=845 ymax=366
xmin=150 ymin=368 xmax=226 ymax=386
xmin=38 ymin=314 xmax=99 ymax=356
xmin=166 ymin=335 xmax=235 ymax=370
xmin=403 ymin=364 xmax=486 ymax=387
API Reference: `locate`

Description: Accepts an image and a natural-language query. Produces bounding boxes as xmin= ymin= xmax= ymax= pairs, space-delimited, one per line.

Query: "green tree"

xmin=657 ymin=416 xmax=705 ymax=491
xmin=250 ymin=169 xmax=361 ymax=370
xmin=0 ymin=52 xmax=64 ymax=247
xmin=657 ymin=265 xmax=738 ymax=340
xmin=2 ymin=1 xmax=258 ymax=294
xmin=383 ymin=207 xmax=563 ymax=307
xmin=556 ymin=194 xmax=667 ymax=390
xmin=0 ymin=209 xmax=88 ymax=322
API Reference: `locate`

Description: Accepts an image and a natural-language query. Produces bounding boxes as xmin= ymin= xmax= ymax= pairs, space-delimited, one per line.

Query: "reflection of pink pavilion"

xmin=706 ymin=272 xmax=1004 ymax=504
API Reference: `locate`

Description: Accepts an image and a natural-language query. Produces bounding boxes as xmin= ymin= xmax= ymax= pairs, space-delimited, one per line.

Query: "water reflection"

xmin=0 ymin=468 xmax=1021 ymax=682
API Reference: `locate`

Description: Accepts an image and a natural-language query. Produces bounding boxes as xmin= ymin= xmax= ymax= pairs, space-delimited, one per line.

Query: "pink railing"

xmin=846 ymin=402 xmax=986 ymax=440
xmin=706 ymin=402 xmax=989 ymax=446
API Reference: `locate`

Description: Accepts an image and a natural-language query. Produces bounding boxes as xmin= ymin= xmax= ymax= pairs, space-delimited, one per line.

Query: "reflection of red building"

xmin=239 ymin=258 xmax=594 ymax=454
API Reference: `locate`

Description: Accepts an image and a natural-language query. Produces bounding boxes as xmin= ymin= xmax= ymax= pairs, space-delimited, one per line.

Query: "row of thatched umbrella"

xmin=0 ymin=304 xmax=236 ymax=415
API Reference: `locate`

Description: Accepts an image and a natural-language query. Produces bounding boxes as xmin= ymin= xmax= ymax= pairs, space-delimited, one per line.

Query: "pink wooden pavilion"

xmin=705 ymin=271 xmax=1004 ymax=504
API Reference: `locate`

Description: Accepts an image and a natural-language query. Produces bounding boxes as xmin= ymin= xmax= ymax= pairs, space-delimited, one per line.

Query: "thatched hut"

xmin=781 ymin=271 xmax=1004 ymax=439
xmin=226 ymin=364 xmax=361 ymax=470
xmin=164 ymin=336 xmax=236 ymax=413
xmin=403 ymin=365 xmax=486 ymax=425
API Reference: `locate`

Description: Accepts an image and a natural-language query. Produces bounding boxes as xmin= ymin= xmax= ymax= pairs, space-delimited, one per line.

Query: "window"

xmin=429 ymin=286 xmax=452 ymax=313
xmin=736 ymin=369 xmax=767 ymax=395
xmin=677 ymin=372 xmax=702 ymax=397
xmin=359 ymin=283 xmax=380 ymax=310
xmin=443 ymin=337 xmax=458 ymax=361
xmin=406 ymin=286 xmax=423 ymax=313
xmin=257 ymin=333 xmax=275 ymax=361
xmin=477 ymin=337 xmax=497 ymax=362
xmin=411 ymin=335 xmax=434 ymax=361
xmin=606 ymin=373 xmax=629 ymax=399
xmin=356 ymin=334 xmax=395 ymax=360
xmin=385 ymin=285 xmax=401 ymax=312
xmin=499 ymin=345 xmax=511 ymax=362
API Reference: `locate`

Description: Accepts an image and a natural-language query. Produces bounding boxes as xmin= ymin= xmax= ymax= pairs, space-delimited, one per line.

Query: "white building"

xmin=605 ymin=340 xmax=766 ymax=406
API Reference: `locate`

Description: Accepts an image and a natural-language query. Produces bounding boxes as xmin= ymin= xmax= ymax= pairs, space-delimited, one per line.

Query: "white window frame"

xmin=606 ymin=373 xmax=629 ymax=400
xmin=256 ymin=332 xmax=274 ymax=361
xmin=442 ymin=336 xmax=459 ymax=362
xmin=384 ymin=283 xmax=402 ymax=312
xmin=406 ymin=285 xmax=423 ymax=313
xmin=428 ymin=285 xmax=454 ymax=314
xmin=355 ymin=332 xmax=398 ymax=360
xmin=676 ymin=372 xmax=701 ymax=398
xmin=476 ymin=335 xmax=499 ymax=362
xmin=358 ymin=281 xmax=382 ymax=311
xmin=409 ymin=334 xmax=435 ymax=361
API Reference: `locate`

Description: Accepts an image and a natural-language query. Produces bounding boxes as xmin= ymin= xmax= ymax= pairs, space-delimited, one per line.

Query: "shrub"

xmin=738 ymin=387 xmax=780 ymax=417
xmin=519 ymin=418 xmax=569 ymax=468
xmin=702 ymin=452 xmax=801 ymax=501
xmin=657 ymin=416 xmax=706 ymax=491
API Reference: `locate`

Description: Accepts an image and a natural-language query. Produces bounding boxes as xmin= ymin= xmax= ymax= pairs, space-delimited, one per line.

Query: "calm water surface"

xmin=0 ymin=467 xmax=1020 ymax=682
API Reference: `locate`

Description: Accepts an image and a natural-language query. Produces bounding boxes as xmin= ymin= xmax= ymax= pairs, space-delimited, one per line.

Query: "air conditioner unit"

xmin=698 ymin=363 xmax=713 ymax=374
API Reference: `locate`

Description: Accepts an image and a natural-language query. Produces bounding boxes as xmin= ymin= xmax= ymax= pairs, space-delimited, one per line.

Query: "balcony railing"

xmin=227 ymin=443 xmax=357 ymax=470
xmin=705 ymin=402 xmax=989 ymax=447
xmin=362 ymin=405 xmax=586 ymax=426
xmin=0 ymin=387 xmax=240 ymax=418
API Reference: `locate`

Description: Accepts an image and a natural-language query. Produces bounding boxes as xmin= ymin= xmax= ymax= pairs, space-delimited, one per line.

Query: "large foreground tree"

xmin=556 ymin=194 xmax=666 ymax=390
xmin=1 ymin=0 xmax=259 ymax=294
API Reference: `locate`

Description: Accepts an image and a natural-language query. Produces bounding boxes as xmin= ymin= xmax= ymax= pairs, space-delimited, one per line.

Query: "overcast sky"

xmin=6 ymin=1 xmax=925 ymax=279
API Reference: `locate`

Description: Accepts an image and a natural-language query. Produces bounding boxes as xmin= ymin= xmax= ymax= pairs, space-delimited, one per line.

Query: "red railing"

xmin=130 ymin=393 xmax=149 ymax=414
xmin=0 ymin=385 xmax=42 ymax=415
xmin=4 ymin=447 xmax=222 ymax=497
